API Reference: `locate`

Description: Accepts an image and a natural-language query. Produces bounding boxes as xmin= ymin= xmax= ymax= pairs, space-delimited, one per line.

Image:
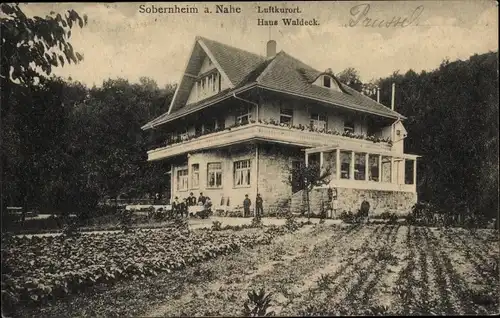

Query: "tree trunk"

xmin=306 ymin=187 xmax=311 ymax=222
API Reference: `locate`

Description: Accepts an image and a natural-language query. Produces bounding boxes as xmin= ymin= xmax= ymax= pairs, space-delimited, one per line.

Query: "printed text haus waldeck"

xmin=142 ymin=37 xmax=420 ymax=214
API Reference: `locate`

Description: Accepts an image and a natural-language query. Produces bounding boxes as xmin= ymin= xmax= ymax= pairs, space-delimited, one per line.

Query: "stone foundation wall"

xmin=306 ymin=187 xmax=417 ymax=216
xmin=257 ymin=143 xmax=303 ymax=212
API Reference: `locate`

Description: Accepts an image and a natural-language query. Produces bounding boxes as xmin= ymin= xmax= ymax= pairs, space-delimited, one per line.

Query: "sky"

xmin=20 ymin=1 xmax=498 ymax=87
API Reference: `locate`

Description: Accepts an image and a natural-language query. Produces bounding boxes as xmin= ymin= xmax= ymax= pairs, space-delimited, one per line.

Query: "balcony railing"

xmin=147 ymin=123 xmax=393 ymax=161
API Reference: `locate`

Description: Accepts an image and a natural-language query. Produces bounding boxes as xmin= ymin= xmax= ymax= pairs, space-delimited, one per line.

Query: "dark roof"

xmin=256 ymin=52 xmax=404 ymax=119
xmin=143 ymin=37 xmax=404 ymax=129
xmin=198 ymin=37 xmax=266 ymax=87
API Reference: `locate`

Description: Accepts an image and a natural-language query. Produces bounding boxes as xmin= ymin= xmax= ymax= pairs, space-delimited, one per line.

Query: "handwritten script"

xmin=348 ymin=4 xmax=424 ymax=28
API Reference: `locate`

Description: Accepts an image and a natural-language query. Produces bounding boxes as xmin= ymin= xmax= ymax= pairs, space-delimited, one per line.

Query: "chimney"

xmin=391 ymin=83 xmax=396 ymax=111
xmin=376 ymin=87 xmax=380 ymax=103
xmin=266 ymin=40 xmax=276 ymax=58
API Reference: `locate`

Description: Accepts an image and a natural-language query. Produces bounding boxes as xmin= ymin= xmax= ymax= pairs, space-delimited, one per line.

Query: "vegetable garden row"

xmin=1 ymin=219 xmax=305 ymax=314
xmin=2 ymin=220 xmax=498 ymax=317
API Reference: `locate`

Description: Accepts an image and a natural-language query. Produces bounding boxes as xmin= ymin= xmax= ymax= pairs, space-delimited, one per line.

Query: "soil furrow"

xmin=289 ymin=224 xmax=392 ymax=315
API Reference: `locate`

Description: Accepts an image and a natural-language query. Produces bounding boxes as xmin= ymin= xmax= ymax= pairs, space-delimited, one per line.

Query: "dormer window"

xmin=313 ymin=74 xmax=341 ymax=92
xmin=323 ymin=76 xmax=331 ymax=88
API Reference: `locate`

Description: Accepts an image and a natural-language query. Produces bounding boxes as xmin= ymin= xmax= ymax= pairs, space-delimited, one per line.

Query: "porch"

xmin=305 ymin=145 xmax=419 ymax=193
xmin=147 ymin=122 xmax=392 ymax=161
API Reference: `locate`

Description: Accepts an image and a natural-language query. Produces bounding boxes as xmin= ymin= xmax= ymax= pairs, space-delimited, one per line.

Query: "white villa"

xmin=141 ymin=36 xmax=419 ymax=215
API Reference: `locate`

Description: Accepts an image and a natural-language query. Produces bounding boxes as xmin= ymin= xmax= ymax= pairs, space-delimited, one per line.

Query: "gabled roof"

xmin=143 ymin=37 xmax=405 ymax=130
xmin=199 ymin=37 xmax=266 ymax=87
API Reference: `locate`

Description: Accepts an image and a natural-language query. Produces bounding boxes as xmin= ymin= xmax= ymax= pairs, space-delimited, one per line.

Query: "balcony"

xmin=147 ymin=123 xmax=393 ymax=161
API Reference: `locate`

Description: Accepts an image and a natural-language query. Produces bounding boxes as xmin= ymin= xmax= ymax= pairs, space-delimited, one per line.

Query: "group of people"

xmin=172 ymin=192 xmax=212 ymax=218
xmin=171 ymin=192 xmax=264 ymax=219
xmin=243 ymin=193 xmax=264 ymax=218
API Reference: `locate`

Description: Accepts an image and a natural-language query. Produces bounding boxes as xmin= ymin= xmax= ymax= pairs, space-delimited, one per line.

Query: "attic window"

xmin=323 ymin=76 xmax=331 ymax=88
xmin=208 ymin=58 xmax=213 ymax=66
xmin=313 ymin=74 xmax=341 ymax=92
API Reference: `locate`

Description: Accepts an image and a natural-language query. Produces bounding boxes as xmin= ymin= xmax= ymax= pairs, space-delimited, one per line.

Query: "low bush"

xmin=242 ymin=288 xmax=275 ymax=317
xmin=339 ymin=211 xmax=358 ymax=223
xmin=284 ymin=215 xmax=300 ymax=232
xmin=62 ymin=218 xmax=81 ymax=238
xmin=212 ymin=221 xmax=223 ymax=231
xmin=251 ymin=217 xmax=263 ymax=228
xmin=118 ymin=209 xmax=134 ymax=233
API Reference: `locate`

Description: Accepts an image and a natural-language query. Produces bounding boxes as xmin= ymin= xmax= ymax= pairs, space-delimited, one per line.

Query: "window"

xmin=207 ymin=162 xmax=222 ymax=188
xmin=179 ymin=127 xmax=189 ymax=141
xmin=310 ymin=113 xmax=327 ymax=130
xmin=344 ymin=118 xmax=355 ymax=133
xmin=218 ymin=74 xmax=221 ymax=92
xmin=323 ymin=150 xmax=336 ymax=178
xmin=212 ymin=74 xmax=217 ymax=92
xmin=367 ymin=125 xmax=377 ymax=137
xmin=354 ymin=153 xmax=366 ymax=180
xmin=280 ymin=108 xmax=293 ymax=125
xmin=177 ymin=169 xmax=188 ymax=191
xmin=340 ymin=151 xmax=352 ymax=179
xmin=381 ymin=156 xmax=392 ymax=183
xmin=405 ymin=159 xmax=415 ymax=185
xmin=323 ymin=76 xmax=331 ymax=88
xmin=204 ymin=116 xmax=224 ymax=133
xmin=195 ymin=123 xmax=203 ymax=136
xmin=191 ymin=164 xmax=200 ymax=188
xmin=204 ymin=119 xmax=215 ymax=133
xmin=234 ymin=160 xmax=251 ymax=187
xmin=208 ymin=58 xmax=212 ymax=66
xmin=216 ymin=117 xmax=225 ymax=129
xmin=368 ymin=154 xmax=379 ymax=181
xmin=236 ymin=107 xmax=251 ymax=125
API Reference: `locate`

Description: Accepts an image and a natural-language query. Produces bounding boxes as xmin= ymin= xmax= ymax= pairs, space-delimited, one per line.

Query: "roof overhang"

xmin=304 ymin=144 xmax=420 ymax=159
xmin=142 ymin=81 xmax=407 ymax=130
xmin=256 ymin=84 xmax=406 ymax=120
xmin=141 ymin=83 xmax=258 ymax=130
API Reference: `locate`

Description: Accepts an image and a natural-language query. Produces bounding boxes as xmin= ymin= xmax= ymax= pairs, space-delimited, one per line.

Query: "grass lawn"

xmin=4 ymin=223 xmax=499 ymax=317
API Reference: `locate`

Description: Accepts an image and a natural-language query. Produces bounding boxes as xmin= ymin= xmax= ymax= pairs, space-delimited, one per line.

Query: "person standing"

xmin=204 ymin=196 xmax=212 ymax=218
xmin=172 ymin=197 xmax=180 ymax=219
xmin=180 ymin=198 xmax=188 ymax=218
xmin=243 ymin=194 xmax=251 ymax=218
xmin=198 ymin=192 xmax=206 ymax=205
xmin=255 ymin=193 xmax=263 ymax=219
xmin=187 ymin=192 xmax=196 ymax=206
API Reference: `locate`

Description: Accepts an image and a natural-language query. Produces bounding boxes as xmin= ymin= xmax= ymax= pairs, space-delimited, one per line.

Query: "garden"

xmin=2 ymin=215 xmax=498 ymax=317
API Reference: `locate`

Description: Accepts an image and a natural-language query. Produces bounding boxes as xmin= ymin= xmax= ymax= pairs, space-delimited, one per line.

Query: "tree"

xmin=1 ymin=4 xmax=88 ymax=220
xmin=1 ymin=3 xmax=88 ymax=114
xmin=287 ymin=162 xmax=332 ymax=221
xmin=337 ymin=67 xmax=363 ymax=92
xmin=373 ymin=52 xmax=498 ymax=222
